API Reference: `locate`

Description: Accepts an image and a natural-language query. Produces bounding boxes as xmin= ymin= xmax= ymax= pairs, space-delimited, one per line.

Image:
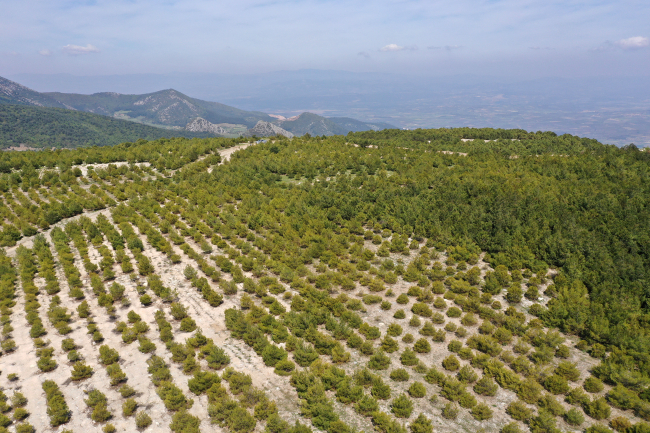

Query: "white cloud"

xmin=381 ymin=44 xmax=404 ymax=52
xmin=38 ymin=49 xmax=51 ymax=56
xmin=615 ymin=36 xmax=649 ymax=49
xmin=380 ymin=44 xmax=416 ymax=52
xmin=62 ymin=44 xmax=100 ymax=55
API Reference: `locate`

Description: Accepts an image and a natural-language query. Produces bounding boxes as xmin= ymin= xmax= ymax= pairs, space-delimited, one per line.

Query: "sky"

xmin=1 ymin=0 xmax=649 ymax=78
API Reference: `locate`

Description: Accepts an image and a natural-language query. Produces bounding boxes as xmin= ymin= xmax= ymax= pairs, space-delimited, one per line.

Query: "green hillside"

xmin=0 ymin=104 xmax=214 ymax=149
xmin=0 ymin=129 xmax=648 ymax=432
xmin=46 ymin=89 xmax=274 ymax=128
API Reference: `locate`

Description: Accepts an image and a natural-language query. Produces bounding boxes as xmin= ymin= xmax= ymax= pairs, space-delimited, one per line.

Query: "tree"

xmin=409 ymin=413 xmax=432 ymax=433
xmin=71 ymin=362 xmax=93 ymax=381
xmin=442 ymin=355 xmax=460 ymax=371
xmin=408 ymin=382 xmax=426 ymax=398
xmin=391 ymin=394 xmax=413 ymax=418
xmin=474 ymin=376 xmax=498 ymax=396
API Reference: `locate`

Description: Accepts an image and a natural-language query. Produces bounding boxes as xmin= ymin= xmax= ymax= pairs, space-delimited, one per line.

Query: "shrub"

xmin=274 ymin=359 xmax=296 ymax=376
xmin=537 ymin=393 xmax=565 ymax=416
xmin=368 ymin=350 xmax=391 ymax=370
xmin=585 ymin=425 xmax=614 ymax=433
xmin=413 ymin=338 xmax=431 ymax=353
xmin=457 ymin=365 xmax=478 ymax=384
xmin=506 ymin=285 xmax=523 ymax=303
xmin=396 ymin=294 xmax=409 ymax=304
xmin=448 ymin=340 xmax=462 ymax=353
xmin=61 ymin=338 xmax=75 ymax=352
xmin=501 ymin=422 xmax=523 ymax=433
xmin=555 ymin=344 xmax=570 ymax=358
xmin=170 ymin=411 xmax=201 ymax=433
xmin=474 ymin=376 xmax=498 ymax=396
xmin=408 ymin=382 xmax=426 ymax=398
xmin=609 ymin=416 xmax=633 ymax=432
xmin=402 ymin=333 xmax=414 ymax=344
xmin=13 ymin=408 xmax=29 ymax=421
xmin=99 ymin=345 xmax=119 ymax=365
xmin=461 ymin=313 xmax=478 ymax=327
xmin=91 ymin=403 xmax=112 ymax=422
xmin=471 ymin=403 xmax=493 ymax=420
xmin=140 ymin=294 xmax=153 ymax=306
xmin=16 ymin=423 xmax=35 ymax=433
xmin=458 ymin=392 xmax=477 ymax=408
xmin=584 ymin=376 xmax=605 ymax=393
xmin=123 ymin=398 xmax=138 ymax=417
xmin=543 ymin=375 xmax=570 ymax=395
xmin=158 ymin=382 xmax=192 ymax=411
xmin=106 ymin=363 xmax=127 ymax=386
xmin=446 ymin=307 xmax=462 ymax=318
xmin=393 ymin=309 xmax=406 ymax=319
xmin=71 ymin=362 xmax=93 ymax=381
xmin=409 ymin=414 xmax=433 ymax=433
xmin=355 ymin=395 xmax=379 ymax=417
xmin=262 ymin=344 xmax=288 ymax=367
xmin=360 ymin=341 xmax=375 ymax=356
xmin=119 ymin=385 xmax=136 ymax=398
xmin=400 ymin=349 xmax=418 ymax=366
xmin=188 ymin=371 xmax=221 ymax=395
xmin=506 ymin=400 xmax=533 ymax=421
xmin=528 ymin=410 xmax=560 ymax=433
xmin=383 ymin=323 xmax=402 ymax=339
xmin=493 ymin=327 xmax=513 ymax=345
xmin=391 ymin=394 xmax=413 ymax=418
xmin=606 ymin=384 xmax=639 ymax=410
xmin=442 ymin=355 xmax=460 ymax=371
xmin=441 ymin=402 xmax=459 ymax=420
xmin=205 ymin=344 xmax=231 ymax=370
xmin=381 ymin=336 xmax=399 ymax=353
xmin=11 ymin=392 xmax=27 ymax=408
xmin=180 ymin=317 xmax=197 ymax=332
xmin=517 ymin=378 xmax=543 ymax=404
xmin=584 ymin=397 xmax=612 ymax=420
xmin=0 ymin=414 xmax=10 ymax=428
xmin=135 ymin=411 xmax=152 ymax=429
xmin=138 ymin=336 xmax=156 ymax=353
xmin=37 ymin=356 xmax=57 ymax=372
xmin=390 ymin=369 xmax=410 ymax=382
xmin=554 ymin=361 xmax=580 ymax=382
xmin=564 ymin=407 xmax=585 ymax=426
xmin=371 ymin=380 xmax=392 ymax=400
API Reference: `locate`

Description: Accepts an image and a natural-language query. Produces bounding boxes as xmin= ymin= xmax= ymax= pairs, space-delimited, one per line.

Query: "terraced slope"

xmin=0 ymin=132 xmax=646 ymax=433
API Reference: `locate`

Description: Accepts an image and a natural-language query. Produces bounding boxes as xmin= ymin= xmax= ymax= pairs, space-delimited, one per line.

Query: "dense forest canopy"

xmin=1 ymin=128 xmax=650 ymax=424
xmin=0 ymin=104 xmax=215 ymax=149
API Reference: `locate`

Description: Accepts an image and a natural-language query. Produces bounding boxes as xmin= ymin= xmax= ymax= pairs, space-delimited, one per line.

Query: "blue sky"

xmin=1 ymin=0 xmax=649 ymax=77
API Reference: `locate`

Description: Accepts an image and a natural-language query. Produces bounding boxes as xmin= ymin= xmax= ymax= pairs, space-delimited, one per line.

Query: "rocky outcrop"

xmin=243 ymin=121 xmax=294 ymax=139
xmin=185 ymin=117 xmax=227 ymax=135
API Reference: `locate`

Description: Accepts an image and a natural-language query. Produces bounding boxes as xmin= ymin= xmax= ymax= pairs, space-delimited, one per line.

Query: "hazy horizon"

xmin=2 ymin=1 xmax=650 ymax=146
xmin=1 ymin=1 xmax=649 ymax=78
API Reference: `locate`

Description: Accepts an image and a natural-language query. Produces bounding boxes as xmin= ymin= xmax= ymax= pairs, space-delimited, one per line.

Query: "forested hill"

xmin=347 ymin=127 xmax=615 ymax=156
xmin=0 ymin=104 xmax=213 ymax=149
xmin=1 ymin=129 xmax=650 ymax=430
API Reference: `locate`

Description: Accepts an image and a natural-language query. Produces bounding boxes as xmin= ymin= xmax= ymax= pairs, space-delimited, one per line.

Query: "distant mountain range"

xmin=0 ymin=75 xmax=394 ymax=148
xmin=12 ymin=70 xmax=650 ymax=147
